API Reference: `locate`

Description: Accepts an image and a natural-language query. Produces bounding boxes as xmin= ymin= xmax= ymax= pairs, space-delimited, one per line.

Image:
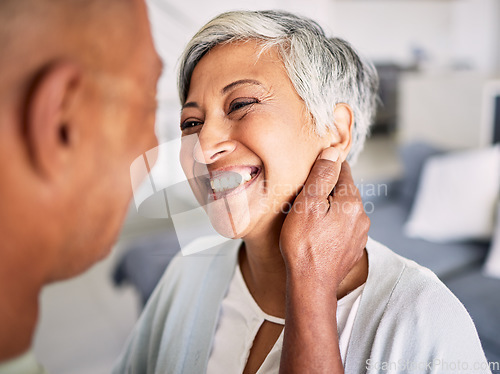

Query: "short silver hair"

xmin=178 ymin=10 xmax=379 ymax=163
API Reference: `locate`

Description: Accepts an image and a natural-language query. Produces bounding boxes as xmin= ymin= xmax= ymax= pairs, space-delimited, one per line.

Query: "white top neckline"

xmin=206 ymin=263 xmax=365 ymax=374
xmin=233 ymin=264 xmax=286 ymax=326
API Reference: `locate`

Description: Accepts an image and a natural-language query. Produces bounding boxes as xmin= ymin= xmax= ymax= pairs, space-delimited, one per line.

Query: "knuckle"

xmin=349 ymin=202 xmax=363 ymax=216
xmin=316 ymin=163 xmax=338 ymax=182
xmin=303 ymin=198 xmax=322 ymax=214
xmin=364 ymin=215 xmax=371 ymax=228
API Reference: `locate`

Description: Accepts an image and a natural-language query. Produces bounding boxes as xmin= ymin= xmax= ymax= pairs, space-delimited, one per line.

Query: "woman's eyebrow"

xmin=182 ymin=102 xmax=199 ymax=110
xmin=221 ymin=79 xmax=264 ymax=94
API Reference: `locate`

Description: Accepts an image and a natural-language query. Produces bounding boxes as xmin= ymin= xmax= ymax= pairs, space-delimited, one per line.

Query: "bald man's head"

xmin=0 ymin=0 xmax=137 ymax=101
xmin=0 ymin=0 xmax=163 ymax=360
xmin=0 ymin=0 xmax=162 ymax=298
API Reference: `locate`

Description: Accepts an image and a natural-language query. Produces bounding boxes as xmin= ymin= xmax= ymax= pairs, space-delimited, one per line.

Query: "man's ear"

xmin=26 ymin=61 xmax=82 ymax=179
xmin=330 ymin=103 xmax=354 ymax=162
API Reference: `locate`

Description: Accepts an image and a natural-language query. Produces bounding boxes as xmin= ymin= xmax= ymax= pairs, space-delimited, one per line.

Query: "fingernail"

xmin=320 ymin=147 xmax=340 ymax=162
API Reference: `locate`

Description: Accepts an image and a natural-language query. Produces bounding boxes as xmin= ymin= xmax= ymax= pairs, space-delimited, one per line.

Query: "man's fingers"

xmin=337 ymin=160 xmax=353 ymax=184
xmin=300 ymin=147 xmax=342 ymax=200
xmin=334 ymin=162 xmax=362 ymax=199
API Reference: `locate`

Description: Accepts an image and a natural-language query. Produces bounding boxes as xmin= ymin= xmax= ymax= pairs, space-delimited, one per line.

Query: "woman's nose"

xmin=193 ymin=121 xmax=236 ymax=164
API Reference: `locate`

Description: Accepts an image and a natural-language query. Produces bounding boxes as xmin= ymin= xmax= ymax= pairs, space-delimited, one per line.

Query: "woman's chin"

xmin=206 ymin=199 xmax=251 ymax=239
xmin=209 ymin=219 xmax=250 ymax=239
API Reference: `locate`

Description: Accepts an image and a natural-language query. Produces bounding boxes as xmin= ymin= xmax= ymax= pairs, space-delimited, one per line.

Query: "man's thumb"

xmin=301 ymin=147 xmax=342 ymax=199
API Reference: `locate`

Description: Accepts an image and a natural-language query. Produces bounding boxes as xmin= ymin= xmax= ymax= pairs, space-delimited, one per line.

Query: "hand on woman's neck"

xmin=239 ymin=216 xmax=369 ymax=318
xmin=336 ymin=249 xmax=369 ymax=299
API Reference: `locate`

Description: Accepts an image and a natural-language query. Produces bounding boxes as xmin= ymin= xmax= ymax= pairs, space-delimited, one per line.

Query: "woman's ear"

xmin=26 ymin=61 xmax=82 ymax=179
xmin=330 ymin=103 xmax=354 ymax=162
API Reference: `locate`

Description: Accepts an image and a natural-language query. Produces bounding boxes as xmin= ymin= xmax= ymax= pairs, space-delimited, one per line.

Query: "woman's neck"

xmin=238 ymin=216 xmax=369 ymax=318
xmin=239 ymin=218 xmax=287 ymax=318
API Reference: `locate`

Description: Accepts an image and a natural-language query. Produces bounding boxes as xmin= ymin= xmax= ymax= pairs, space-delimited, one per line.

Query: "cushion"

xmin=405 ymin=145 xmax=500 ymax=242
xmin=484 ymin=202 xmax=500 ymax=279
xmin=367 ymin=199 xmax=488 ymax=279
xmin=399 ymin=142 xmax=443 ymax=209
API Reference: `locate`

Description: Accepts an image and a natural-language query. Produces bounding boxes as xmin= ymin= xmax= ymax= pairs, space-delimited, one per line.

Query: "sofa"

xmin=114 ymin=142 xmax=500 ymax=370
xmin=364 ymin=142 xmax=500 ymax=368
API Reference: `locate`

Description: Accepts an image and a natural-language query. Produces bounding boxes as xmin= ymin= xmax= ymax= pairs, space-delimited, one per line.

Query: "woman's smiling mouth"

xmin=201 ymin=166 xmax=261 ymax=200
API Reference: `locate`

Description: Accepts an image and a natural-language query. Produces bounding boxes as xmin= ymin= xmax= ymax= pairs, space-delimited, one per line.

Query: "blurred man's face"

xmin=51 ymin=0 xmax=163 ymax=279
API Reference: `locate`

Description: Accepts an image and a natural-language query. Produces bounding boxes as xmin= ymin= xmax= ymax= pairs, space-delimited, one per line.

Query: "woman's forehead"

xmin=188 ymin=41 xmax=288 ymax=95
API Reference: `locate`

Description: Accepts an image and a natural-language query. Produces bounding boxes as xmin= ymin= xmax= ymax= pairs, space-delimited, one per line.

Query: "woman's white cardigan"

xmin=113 ymin=237 xmax=491 ymax=374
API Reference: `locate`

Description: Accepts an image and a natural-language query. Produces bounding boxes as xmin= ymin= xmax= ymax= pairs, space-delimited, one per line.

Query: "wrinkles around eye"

xmin=228 ymin=98 xmax=259 ymax=114
xmin=180 ymin=97 xmax=259 ymax=132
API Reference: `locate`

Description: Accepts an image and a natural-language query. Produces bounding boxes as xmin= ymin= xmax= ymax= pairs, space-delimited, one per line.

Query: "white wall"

xmin=398 ymin=71 xmax=488 ymax=149
xmin=328 ymin=0 xmax=500 ymax=149
xmin=330 ymin=1 xmax=453 ymax=67
xmin=329 ymin=0 xmax=500 ymax=73
xmin=451 ymin=0 xmax=500 ymax=73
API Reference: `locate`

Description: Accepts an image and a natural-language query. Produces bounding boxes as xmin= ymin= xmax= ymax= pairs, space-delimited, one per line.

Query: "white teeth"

xmin=210 ymin=179 xmax=220 ymax=191
xmin=209 ymin=171 xmax=255 ymax=193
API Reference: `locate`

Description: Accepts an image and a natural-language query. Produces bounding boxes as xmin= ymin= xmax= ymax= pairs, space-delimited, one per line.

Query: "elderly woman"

xmin=115 ymin=10 xmax=489 ymax=374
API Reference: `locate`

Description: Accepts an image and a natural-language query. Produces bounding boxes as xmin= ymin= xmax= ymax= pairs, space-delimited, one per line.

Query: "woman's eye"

xmin=180 ymin=120 xmax=202 ymax=131
xmin=229 ymin=99 xmax=258 ymax=113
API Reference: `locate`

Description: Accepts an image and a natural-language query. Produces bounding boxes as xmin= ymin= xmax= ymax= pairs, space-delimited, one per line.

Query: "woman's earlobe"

xmin=331 ymin=103 xmax=354 ymax=162
xmin=26 ymin=61 xmax=81 ymax=178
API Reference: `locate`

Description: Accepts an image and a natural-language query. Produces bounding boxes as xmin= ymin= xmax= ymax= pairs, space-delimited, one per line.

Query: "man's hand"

xmin=279 ymin=147 xmax=370 ymax=374
xmin=279 ymin=147 xmax=370 ymax=292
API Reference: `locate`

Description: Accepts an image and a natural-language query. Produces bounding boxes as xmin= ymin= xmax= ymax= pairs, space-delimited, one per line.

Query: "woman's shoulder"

xmin=157 ymin=237 xmax=240 ymax=286
xmin=150 ymin=237 xmax=241 ymax=310
xmin=364 ymin=237 xmax=471 ymax=319
xmin=348 ymin=239 xmax=490 ymax=373
xmin=113 ymin=237 xmax=241 ymax=374
xmin=357 ymin=238 xmax=489 ymax=370
xmin=365 ymin=237 xmax=465 ymax=313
